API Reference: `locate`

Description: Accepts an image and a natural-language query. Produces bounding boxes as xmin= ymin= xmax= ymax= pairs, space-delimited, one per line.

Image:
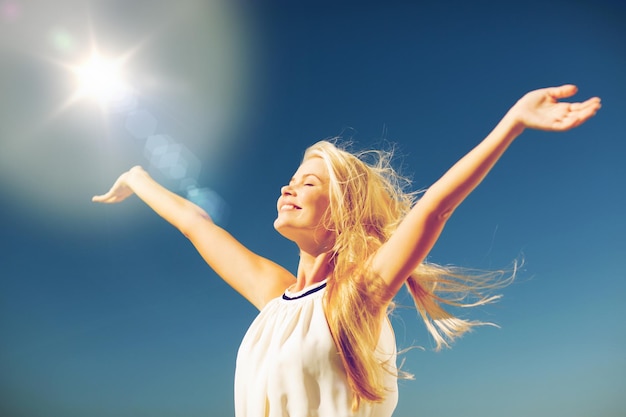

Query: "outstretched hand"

xmin=511 ymin=84 xmax=601 ymax=131
xmin=92 ymin=167 xmax=141 ymax=204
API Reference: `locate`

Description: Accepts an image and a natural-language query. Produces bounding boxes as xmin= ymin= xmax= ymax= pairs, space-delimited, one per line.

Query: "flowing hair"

xmin=303 ymin=139 xmax=514 ymax=411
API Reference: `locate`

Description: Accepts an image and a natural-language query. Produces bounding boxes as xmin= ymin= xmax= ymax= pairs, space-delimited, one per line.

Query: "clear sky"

xmin=1 ymin=0 xmax=624 ymax=416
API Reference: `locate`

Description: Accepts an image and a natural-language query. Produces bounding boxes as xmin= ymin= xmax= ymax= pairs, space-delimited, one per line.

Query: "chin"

xmin=273 ymin=220 xmax=291 ymax=238
xmin=274 ymin=223 xmax=305 ymax=245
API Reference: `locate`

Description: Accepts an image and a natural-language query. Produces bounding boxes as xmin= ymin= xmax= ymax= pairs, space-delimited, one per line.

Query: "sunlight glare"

xmin=73 ymin=53 xmax=131 ymax=106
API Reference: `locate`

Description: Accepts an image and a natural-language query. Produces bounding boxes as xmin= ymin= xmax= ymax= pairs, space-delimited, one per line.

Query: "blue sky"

xmin=0 ymin=0 xmax=624 ymax=416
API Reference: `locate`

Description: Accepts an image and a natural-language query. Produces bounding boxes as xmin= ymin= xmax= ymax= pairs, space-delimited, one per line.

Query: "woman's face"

xmin=274 ymin=157 xmax=333 ymax=250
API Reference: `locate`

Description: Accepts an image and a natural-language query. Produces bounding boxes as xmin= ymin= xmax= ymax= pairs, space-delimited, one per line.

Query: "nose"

xmin=280 ymin=184 xmax=297 ymax=197
xmin=281 ymin=184 xmax=295 ymax=196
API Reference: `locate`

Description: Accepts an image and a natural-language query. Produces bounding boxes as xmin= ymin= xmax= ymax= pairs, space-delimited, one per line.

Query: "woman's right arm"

xmin=93 ymin=166 xmax=295 ymax=309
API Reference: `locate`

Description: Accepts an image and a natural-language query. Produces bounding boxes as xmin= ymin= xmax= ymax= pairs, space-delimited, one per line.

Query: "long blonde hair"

xmin=304 ymin=140 xmax=513 ymax=410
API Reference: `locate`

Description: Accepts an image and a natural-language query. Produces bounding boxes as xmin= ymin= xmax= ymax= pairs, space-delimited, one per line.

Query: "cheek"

xmin=317 ymin=199 xmax=332 ymax=222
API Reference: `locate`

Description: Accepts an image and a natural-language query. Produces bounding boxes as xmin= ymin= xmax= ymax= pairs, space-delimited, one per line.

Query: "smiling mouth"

xmin=280 ymin=204 xmax=301 ymax=211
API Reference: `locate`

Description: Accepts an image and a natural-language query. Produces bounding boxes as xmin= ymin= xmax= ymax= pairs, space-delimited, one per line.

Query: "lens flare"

xmin=0 ymin=0 xmax=249 ymax=230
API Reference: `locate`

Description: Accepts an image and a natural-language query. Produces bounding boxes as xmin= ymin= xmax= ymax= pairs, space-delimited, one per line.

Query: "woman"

xmin=93 ymin=85 xmax=600 ymax=417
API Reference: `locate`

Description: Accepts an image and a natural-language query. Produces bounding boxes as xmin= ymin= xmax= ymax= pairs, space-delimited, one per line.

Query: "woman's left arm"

xmin=372 ymin=85 xmax=601 ymax=298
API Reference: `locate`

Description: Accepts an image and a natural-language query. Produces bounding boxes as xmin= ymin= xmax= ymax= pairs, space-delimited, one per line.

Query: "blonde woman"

xmin=93 ymin=85 xmax=600 ymax=417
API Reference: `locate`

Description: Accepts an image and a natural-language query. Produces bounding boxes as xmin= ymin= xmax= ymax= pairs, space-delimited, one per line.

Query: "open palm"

xmin=513 ymin=84 xmax=601 ymax=131
xmin=92 ymin=169 xmax=136 ymax=204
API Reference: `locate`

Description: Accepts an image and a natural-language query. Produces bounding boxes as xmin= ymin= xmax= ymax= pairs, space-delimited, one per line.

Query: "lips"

xmin=280 ymin=203 xmax=301 ymax=211
xmin=278 ymin=199 xmax=302 ymax=211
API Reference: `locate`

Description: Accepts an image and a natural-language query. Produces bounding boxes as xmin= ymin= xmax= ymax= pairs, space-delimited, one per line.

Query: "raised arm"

xmin=372 ymin=85 xmax=601 ymax=298
xmin=93 ymin=166 xmax=294 ymax=309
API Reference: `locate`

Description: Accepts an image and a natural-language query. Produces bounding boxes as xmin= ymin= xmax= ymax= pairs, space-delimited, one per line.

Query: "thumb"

xmin=546 ymin=84 xmax=578 ymax=100
xmin=92 ymin=193 xmax=113 ymax=203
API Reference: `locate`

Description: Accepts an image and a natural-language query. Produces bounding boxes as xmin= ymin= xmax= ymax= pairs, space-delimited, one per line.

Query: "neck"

xmin=294 ymin=250 xmax=333 ymax=293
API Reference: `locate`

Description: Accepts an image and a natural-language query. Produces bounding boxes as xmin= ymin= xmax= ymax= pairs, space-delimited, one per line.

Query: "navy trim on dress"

xmin=282 ymin=281 xmax=327 ymax=300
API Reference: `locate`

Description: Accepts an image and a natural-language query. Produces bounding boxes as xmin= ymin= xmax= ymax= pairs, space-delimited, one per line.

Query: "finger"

xmin=569 ymin=97 xmax=601 ymax=111
xmin=568 ymin=102 xmax=601 ymax=124
xmin=575 ymin=105 xmax=600 ymax=122
xmin=546 ymin=84 xmax=578 ymax=100
xmin=92 ymin=194 xmax=113 ymax=203
xmin=552 ymin=105 xmax=599 ymax=130
xmin=552 ymin=116 xmax=580 ymax=131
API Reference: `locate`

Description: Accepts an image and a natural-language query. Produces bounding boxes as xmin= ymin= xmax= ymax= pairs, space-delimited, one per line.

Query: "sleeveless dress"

xmin=234 ymin=279 xmax=398 ymax=417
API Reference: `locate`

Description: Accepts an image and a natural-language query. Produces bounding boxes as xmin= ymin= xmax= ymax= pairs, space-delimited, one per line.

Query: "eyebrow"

xmin=289 ymin=173 xmax=324 ymax=184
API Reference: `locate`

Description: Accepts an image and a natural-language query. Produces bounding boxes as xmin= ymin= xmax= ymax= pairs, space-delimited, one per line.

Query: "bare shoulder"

xmin=251 ymin=260 xmax=296 ymax=309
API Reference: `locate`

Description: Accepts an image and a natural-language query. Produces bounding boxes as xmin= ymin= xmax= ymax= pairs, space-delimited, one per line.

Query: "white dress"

xmin=234 ymin=279 xmax=398 ymax=417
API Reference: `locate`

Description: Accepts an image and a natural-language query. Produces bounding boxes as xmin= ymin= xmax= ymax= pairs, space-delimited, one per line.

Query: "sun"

xmin=62 ymin=47 xmax=138 ymax=112
xmin=72 ymin=52 xmax=130 ymax=105
xmin=50 ymin=39 xmax=142 ymax=117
